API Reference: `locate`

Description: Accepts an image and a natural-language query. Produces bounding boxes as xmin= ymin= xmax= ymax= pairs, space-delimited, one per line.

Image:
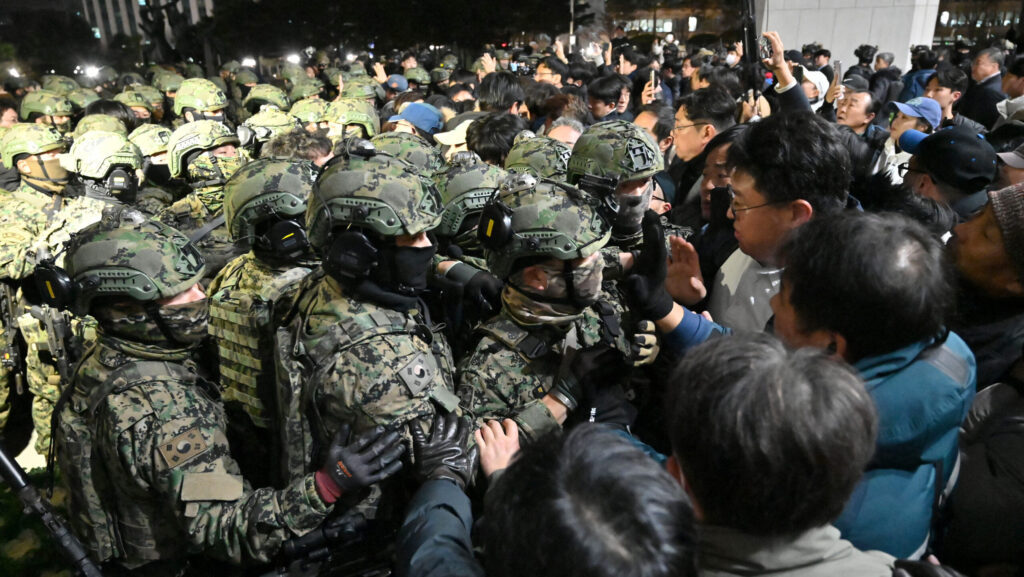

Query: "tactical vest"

xmin=274 ymin=276 xmax=459 ymax=487
xmin=162 ymin=198 xmax=243 ymax=282
xmin=209 ymin=266 xmax=311 ymax=429
xmin=57 ymin=357 xmax=199 ymax=565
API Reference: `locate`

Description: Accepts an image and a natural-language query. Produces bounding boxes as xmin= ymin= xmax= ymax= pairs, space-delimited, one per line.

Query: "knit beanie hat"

xmin=989 ymin=182 xmax=1024 ymax=281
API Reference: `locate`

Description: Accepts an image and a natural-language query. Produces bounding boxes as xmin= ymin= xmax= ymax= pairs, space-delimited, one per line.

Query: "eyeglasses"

xmin=897 ymin=162 xmax=926 ymax=178
xmin=672 ymin=122 xmax=708 ymax=132
xmin=728 ymin=187 xmax=784 ymax=214
xmin=534 ymin=69 xmax=553 ymax=78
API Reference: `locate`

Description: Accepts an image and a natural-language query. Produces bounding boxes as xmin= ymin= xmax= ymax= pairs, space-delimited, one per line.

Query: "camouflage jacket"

xmin=156 ymin=192 xmax=243 ymax=283
xmin=54 ymin=334 xmax=330 ymax=574
xmin=135 ymin=185 xmax=175 ymax=217
xmin=32 ymin=195 xmax=109 ymax=267
xmin=456 ymin=298 xmax=632 ymax=442
xmin=276 ymin=274 xmax=460 ymax=485
xmin=0 ymin=183 xmax=54 ymax=280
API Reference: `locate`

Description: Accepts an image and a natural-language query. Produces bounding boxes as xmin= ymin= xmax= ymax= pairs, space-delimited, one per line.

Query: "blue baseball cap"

xmin=385 ymin=74 xmax=408 ymax=93
xmin=388 ymin=102 xmax=443 ymax=135
xmin=888 ymin=97 xmax=942 ymax=130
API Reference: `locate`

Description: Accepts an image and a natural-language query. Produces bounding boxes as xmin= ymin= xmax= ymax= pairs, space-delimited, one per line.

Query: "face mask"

xmin=511 ymin=257 xmax=605 ymax=313
xmin=187 ymin=151 xmax=245 ymax=190
xmin=144 ymin=162 xmax=174 ymax=187
xmin=612 ymin=180 xmax=653 ymax=233
xmin=374 ymin=243 xmax=437 ymax=296
xmin=192 ymin=111 xmax=226 ymax=124
xmin=725 ymin=54 xmax=739 ymax=66
xmin=156 ymin=298 xmax=209 ymax=346
xmin=21 ymin=156 xmax=69 ymax=193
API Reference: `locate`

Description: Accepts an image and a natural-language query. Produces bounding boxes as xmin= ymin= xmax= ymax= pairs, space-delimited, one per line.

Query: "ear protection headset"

xmin=104 ymin=165 xmax=139 ymax=201
xmin=477 ymin=172 xmax=540 ymax=252
xmin=322 ymin=228 xmax=379 ymax=282
xmin=32 ymin=260 xmax=78 ymax=311
xmin=258 ymin=219 xmax=309 ymax=261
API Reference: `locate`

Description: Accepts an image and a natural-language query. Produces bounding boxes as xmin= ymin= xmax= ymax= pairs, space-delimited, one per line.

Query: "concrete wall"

xmin=757 ymin=0 xmax=939 ymax=71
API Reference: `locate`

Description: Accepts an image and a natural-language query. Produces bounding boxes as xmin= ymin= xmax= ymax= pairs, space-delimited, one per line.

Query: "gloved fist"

xmin=631 ymin=320 xmax=660 ymax=366
xmin=316 ymin=424 xmax=405 ymax=503
xmin=621 ymin=211 xmax=675 ymax=320
xmin=412 ymin=412 xmax=479 ymax=490
xmin=550 ymin=346 xmax=626 ymax=411
xmin=463 ymin=269 xmax=503 ymax=320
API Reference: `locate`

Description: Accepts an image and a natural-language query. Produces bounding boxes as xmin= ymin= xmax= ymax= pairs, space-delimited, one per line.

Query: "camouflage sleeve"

xmin=317 ymin=332 xmax=452 ymax=443
xmin=456 ymin=340 xmax=560 ymax=443
xmin=600 ymin=245 xmax=627 ymax=281
xmin=0 ymin=226 xmax=37 ymax=280
xmin=106 ymin=382 xmax=330 ymax=565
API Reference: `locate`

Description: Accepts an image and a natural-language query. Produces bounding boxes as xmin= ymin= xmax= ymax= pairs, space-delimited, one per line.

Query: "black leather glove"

xmin=621 ymin=210 xmax=675 ymax=321
xmin=576 ymin=382 xmax=637 ymax=430
xmin=411 ymin=412 xmax=479 ymax=490
xmin=463 ymin=269 xmax=504 ymax=319
xmin=319 ymin=424 xmax=405 ymax=497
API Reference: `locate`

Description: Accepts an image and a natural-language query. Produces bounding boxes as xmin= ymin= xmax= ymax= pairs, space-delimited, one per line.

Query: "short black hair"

xmin=668 ymin=332 xmax=877 ymax=537
xmin=524 ymin=81 xmax=560 ymax=119
xmin=539 ymin=56 xmax=569 ymax=80
xmin=466 ymin=112 xmax=527 ymax=165
xmin=702 ymin=66 xmax=743 ymax=98
xmin=478 ymin=71 xmax=525 ymax=112
xmin=484 ymin=425 xmax=697 ymax=577
xmin=678 ymin=85 xmax=737 ymax=133
xmin=929 ymin=67 xmax=969 ymax=94
xmin=83 ymin=99 xmax=140 ymax=133
xmin=813 ymin=49 xmax=832 ymax=59
xmin=703 ymin=123 xmax=749 ymax=156
xmin=1008 ymin=54 xmax=1024 ymax=78
xmin=638 ymin=102 xmax=675 ymax=142
xmin=587 ymin=74 xmax=623 ymax=106
xmin=778 ymin=211 xmax=954 ymax=360
xmin=727 ymin=111 xmax=850 ymax=215
xmin=915 ymin=49 xmax=939 ymax=70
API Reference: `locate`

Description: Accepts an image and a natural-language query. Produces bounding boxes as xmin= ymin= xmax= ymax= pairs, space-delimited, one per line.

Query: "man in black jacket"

xmin=960 ymin=47 xmax=1007 ymax=129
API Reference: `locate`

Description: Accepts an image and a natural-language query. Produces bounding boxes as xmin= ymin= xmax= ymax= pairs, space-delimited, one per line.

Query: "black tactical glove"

xmin=621 ymin=210 xmax=675 ymax=321
xmin=442 ymin=261 xmax=504 ymax=321
xmin=318 ymin=424 xmax=405 ymax=500
xmin=411 ymin=412 xmax=479 ymax=490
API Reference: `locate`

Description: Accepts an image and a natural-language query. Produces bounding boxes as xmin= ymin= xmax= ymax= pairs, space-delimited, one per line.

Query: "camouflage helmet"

xmin=72 ymin=114 xmax=128 ymax=139
xmin=566 ymin=120 xmax=664 ymax=186
xmin=370 ymin=131 xmax=444 ymax=176
xmin=289 ymin=79 xmax=323 ymax=101
xmin=223 ymin=157 xmax=318 ymax=243
xmin=430 ymin=67 xmax=452 ymax=84
xmin=63 ymin=218 xmax=205 ymax=314
xmin=346 ymin=64 xmax=368 ymax=78
xmin=97 ymin=66 xmax=119 ymax=84
xmin=119 ymin=72 xmax=147 ymax=89
xmin=340 ymin=77 xmax=383 ymax=101
xmin=131 ymin=85 xmax=165 ymax=110
xmin=482 ymin=175 xmax=611 ymax=279
xmin=114 ymin=89 xmax=154 ymax=113
xmin=442 ymin=54 xmax=459 ymax=69
xmin=221 ymin=60 xmax=241 ymax=75
xmin=242 ymin=109 xmax=301 ymax=143
xmin=67 ymin=88 xmax=102 ymax=111
xmin=0 ymin=123 xmax=66 ymax=169
xmin=307 ymin=146 xmax=442 ymax=248
xmin=324 ymin=67 xmax=342 ymax=87
xmin=434 ymin=153 xmax=508 ymax=239
xmin=41 ymin=75 xmax=80 ymax=96
xmin=167 ymin=120 xmax=240 ymax=178
xmin=152 ymin=71 xmax=185 ymax=93
xmin=128 ymin=123 xmax=173 ymax=157
xmin=61 ymin=130 xmax=142 ymax=179
xmin=183 ymin=62 xmax=204 ymax=79
xmin=404 ymin=67 xmax=430 ymax=86
xmin=19 ymin=90 xmax=74 ymax=120
xmin=325 ymin=98 xmax=380 ymax=138
xmin=234 ymin=69 xmax=259 ymax=86
xmin=504 ymin=135 xmax=572 ymax=182
xmin=289 ymin=97 xmax=328 ymax=124
xmin=280 ymin=62 xmax=306 ymax=85
xmin=172 ymin=78 xmax=228 ymax=115
xmin=242 ymin=83 xmax=290 ymax=112
xmin=207 ymin=76 xmax=228 ymax=93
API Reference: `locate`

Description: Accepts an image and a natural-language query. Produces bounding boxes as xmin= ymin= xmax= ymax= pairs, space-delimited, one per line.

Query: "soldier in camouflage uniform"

xmin=72 ymin=114 xmax=128 ymax=139
xmin=208 ymin=157 xmax=319 ymax=488
xmin=128 ymin=123 xmax=183 ymax=213
xmin=61 ymin=130 xmax=143 ymax=208
xmin=172 ymin=78 xmax=229 ymax=126
xmin=276 ymin=144 xmax=460 ymax=503
xmin=370 ymin=131 xmax=445 ymax=177
xmin=113 ymin=90 xmax=154 ymax=123
xmin=50 ymin=215 xmax=403 ymax=576
xmin=41 ymin=75 xmax=80 ymax=96
xmin=156 ymin=120 xmax=248 ymax=283
xmin=289 ymin=78 xmax=324 ymax=102
xmin=0 ymin=123 xmax=110 ymax=455
xmin=241 ymin=84 xmax=290 ymax=118
xmin=457 ymin=175 xmax=653 ymax=442
xmin=19 ymin=90 xmax=74 ymax=135
xmin=504 ymin=134 xmax=572 ymax=182
xmin=290 ymin=97 xmax=329 ymax=134
xmin=434 ymin=152 xmax=509 ymax=269
xmin=241 ymin=109 xmax=302 ymax=158
xmin=324 ymin=98 xmax=380 ymax=144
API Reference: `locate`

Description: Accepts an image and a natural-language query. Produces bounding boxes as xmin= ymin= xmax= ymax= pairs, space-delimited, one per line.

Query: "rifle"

xmin=28 ymin=306 xmax=75 ymax=389
xmin=0 ymin=282 xmax=24 ymax=396
xmin=0 ymin=443 xmax=104 ymax=577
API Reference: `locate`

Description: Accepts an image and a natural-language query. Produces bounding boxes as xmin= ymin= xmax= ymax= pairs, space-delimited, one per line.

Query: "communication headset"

xmin=257 ymin=218 xmax=309 ymax=262
xmin=32 ymin=260 xmax=77 ymax=311
xmin=104 ymin=165 xmax=139 ymax=201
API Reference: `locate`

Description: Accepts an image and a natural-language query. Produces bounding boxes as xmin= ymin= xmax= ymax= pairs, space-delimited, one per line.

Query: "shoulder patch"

xmin=399 ymin=352 xmax=437 ymax=396
xmin=159 ymin=426 xmax=209 ymax=468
